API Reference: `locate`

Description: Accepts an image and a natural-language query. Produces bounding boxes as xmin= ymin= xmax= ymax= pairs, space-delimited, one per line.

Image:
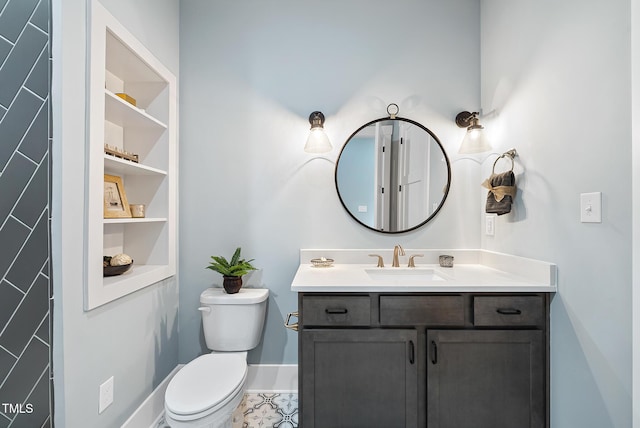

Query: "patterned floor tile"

xmin=239 ymin=393 xmax=298 ymax=428
xmin=162 ymin=392 xmax=298 ymax=428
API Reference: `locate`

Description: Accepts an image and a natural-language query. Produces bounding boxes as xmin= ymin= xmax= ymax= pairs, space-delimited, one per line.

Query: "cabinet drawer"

xmin=473 ymin=296 xmax=544 ymax=327
xmin=380 ymin=295 xmax=464 ymax=326
xmin=302 ymin=296 xmax=371 ymax=327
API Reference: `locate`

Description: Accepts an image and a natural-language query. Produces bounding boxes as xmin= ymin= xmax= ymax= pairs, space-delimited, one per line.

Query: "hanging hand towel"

xmin=482 ymin=171 xmax=516 ymax=215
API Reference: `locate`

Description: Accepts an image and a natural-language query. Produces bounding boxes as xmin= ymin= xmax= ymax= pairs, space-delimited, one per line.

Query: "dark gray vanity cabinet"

xmin=298 ymin=292 xmax=550 ymax=428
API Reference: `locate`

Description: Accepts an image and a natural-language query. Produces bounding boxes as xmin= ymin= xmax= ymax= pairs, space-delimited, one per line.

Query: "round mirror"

xmin=335 ymin=117 xmax=451 ymax=233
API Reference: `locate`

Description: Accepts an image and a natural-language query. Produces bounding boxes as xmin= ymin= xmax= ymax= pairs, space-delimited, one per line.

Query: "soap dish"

xmin=311 ymin=257 xmax=334 ymax=268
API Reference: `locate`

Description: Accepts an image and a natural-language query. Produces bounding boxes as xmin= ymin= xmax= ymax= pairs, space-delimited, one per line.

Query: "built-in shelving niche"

xmin=85 ymin=1 xmax=177 ymax=310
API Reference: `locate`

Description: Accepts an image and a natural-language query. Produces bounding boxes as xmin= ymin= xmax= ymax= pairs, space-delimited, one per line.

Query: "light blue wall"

xmin=178 ymin=0 xmax=482 ymax=365
xmin=52 ymin=0 xmax=180 ymax=427
xmin=481 ymin=0 xmax=631 ymax=426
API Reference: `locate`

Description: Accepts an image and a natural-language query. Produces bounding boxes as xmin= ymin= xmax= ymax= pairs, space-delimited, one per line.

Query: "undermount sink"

xmin=364 ymin=267 xmax=449 ymax=282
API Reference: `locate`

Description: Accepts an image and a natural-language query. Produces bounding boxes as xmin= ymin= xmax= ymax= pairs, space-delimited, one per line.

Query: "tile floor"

xmin=157 ymin=392 xmax=299 ymax=428
xmin=234 ymin=393 xmax=298 ymax=428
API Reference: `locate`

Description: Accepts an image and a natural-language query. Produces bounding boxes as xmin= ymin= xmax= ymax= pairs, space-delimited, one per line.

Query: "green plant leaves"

xmin=230 ymin=247 xmax=241 ymax=266
xmin=206 ymin=247 xmax=256 ymax=277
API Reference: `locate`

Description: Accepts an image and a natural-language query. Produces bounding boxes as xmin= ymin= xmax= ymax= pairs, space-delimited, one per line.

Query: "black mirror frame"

xmin=334 ymin=116 xmax=452 ymax=234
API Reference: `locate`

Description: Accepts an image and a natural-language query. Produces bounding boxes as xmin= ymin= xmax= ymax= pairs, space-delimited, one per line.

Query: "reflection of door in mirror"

xmin=376 ymin=121 xmax=432 ymax=231
xmin=375 ymin=123 xmax=392 ymax=230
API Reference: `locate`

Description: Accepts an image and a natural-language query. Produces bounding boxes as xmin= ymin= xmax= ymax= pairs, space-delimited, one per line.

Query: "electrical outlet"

xmin=485 ymin=215 xmax=495 ymax=236
xmin=99 ymin=376 xmax=114 ymax=414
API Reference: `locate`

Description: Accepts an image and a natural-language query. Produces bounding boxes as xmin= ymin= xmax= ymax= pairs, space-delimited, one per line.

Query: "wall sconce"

xmin=455 ymin=111 xmax=491 ymax=154
xmin=304 ymin=111 xmax=332 ymax=153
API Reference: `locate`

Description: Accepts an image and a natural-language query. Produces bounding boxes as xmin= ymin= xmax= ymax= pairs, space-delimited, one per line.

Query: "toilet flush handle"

xmin=198 ymin=307 xmax=211 ymax=313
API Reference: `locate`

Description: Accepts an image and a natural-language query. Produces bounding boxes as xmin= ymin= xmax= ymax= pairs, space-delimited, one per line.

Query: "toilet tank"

xmin=199 ymin=288 xmax=269 ymax=351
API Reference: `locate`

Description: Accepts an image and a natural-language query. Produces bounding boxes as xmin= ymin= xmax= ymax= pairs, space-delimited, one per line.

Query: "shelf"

xmin=86 ymin=1 xmax=176 ymax=311
xmin=105 ymin=90 xmax=167 ymax=130
xmin=106 ymin=30 xmax=165 ymax=83
xmin=104 ymin=154 xmax=167 ymax=176
xmin=104 ymin=217 xmax=167 ymax=224
xmin=102 ymin=264 xmax=175 ymax=290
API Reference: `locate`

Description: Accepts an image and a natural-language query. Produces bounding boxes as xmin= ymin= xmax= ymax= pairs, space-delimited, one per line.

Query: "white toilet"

xmin=164 ymin=287 xmax=269 ymax=428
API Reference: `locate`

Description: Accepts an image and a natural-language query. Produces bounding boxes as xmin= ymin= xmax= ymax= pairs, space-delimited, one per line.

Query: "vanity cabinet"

xmin=85 ymin=2 xmax=177 ymax=309
xmin=298 ymin=292 xmax=550 ymax=428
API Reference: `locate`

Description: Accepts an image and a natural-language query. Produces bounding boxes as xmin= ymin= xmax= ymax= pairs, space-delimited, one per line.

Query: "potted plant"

xmin=206 ymin=247 xmax=257 ymax=294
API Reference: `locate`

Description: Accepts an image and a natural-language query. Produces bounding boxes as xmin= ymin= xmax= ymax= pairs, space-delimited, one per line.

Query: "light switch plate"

xmin=99 ymin=376 xmax=114 ymax=413
xmin=580 ymin=192 xmax=602 ymax=223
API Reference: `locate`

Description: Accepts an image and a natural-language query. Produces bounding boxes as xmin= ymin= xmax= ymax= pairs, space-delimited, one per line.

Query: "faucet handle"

xmin=408 ymin=254 xmax=424 ymax=268
xmin=368 ymin=254 xmax=385 ymax=268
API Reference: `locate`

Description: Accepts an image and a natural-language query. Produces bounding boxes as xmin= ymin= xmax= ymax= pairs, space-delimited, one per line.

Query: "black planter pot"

xmin=223 ymin=276 xmax=243 ymax=294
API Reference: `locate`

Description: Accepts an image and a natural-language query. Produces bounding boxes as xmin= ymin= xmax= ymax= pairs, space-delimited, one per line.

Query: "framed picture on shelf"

xmin=104 ymin=174 xmax=132 ymax=218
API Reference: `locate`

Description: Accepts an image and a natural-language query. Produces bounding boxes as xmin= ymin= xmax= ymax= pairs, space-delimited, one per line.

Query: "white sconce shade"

xmin=459 ymin=126 xmax=491 ymax=154
xmin=304 ymin=111 xmax=332 ymax=153
xmin=455 ymin=111 xmax=492 ymax=154
xmin=305 ymin=128 xmax=332 ymax=153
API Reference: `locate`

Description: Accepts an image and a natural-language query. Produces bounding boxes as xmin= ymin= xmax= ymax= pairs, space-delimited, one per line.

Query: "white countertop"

xmin=291 ymin=249 xmax=557 ymax=293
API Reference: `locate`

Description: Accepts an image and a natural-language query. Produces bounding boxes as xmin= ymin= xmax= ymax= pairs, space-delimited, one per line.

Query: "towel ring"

xmin=492 ymin=149 xmax=517 ymax=174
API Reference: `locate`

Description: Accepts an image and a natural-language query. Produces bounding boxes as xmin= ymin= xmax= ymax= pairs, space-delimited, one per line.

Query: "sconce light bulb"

xmin=467 ymin=127 xmax=483 ymax=140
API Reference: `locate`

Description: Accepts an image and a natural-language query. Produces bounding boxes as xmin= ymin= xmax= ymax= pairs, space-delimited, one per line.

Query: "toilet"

xmin=164 ymin=287 xmax=269 ymax=428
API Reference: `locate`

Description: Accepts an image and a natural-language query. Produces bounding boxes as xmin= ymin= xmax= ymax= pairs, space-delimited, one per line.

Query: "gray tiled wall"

xmin=0 ymin=0 xmax=52 ymax=427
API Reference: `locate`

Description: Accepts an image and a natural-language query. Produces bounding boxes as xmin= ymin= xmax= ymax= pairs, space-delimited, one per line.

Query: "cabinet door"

xmin=427 ymin=330 xmax=544 ymax=428
xmin=301 ymin=329 xmax=418 ymax=428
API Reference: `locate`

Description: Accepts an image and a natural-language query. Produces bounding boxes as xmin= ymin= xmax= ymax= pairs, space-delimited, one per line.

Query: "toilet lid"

xmin=200 ymin=287 xmax=269 ymax=305
xmin=165 ymin=353 xmax=247 ymax=417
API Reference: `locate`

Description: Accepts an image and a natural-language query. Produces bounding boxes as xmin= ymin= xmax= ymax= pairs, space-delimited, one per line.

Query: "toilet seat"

xmin=165 ymin=353 xmax=247 ymax=421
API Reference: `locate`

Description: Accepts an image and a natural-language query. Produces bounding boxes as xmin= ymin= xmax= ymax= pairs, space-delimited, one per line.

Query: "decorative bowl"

xmin=311 ymin=257 xmax=334 ymax=268
xmin=103 ymin=262 xmax=133 ymax=277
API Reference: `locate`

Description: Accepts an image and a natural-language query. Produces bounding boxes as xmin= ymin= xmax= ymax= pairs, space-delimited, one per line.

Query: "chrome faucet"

xmin=392 ymin=245 xmax=405 ymax=267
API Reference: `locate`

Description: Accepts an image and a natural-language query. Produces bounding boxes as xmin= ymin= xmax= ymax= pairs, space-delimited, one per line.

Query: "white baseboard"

xmin=121 ymin=364 xmax=298 ymax=428
xmin=120 ymin=365 xmax=183 ymax=428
